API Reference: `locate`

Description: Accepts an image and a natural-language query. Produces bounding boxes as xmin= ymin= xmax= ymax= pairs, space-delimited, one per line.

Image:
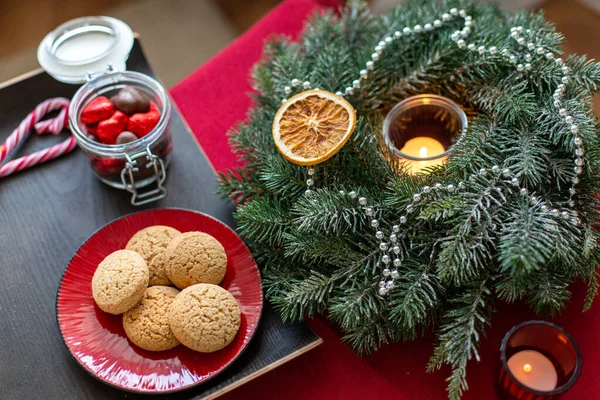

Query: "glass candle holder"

xmin=382 ymin=94 xmax=467 ymax=174
xmin=497 ymin=321 xmax=581 ymax=400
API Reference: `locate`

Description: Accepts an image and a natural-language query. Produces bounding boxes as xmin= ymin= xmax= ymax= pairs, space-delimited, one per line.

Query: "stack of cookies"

xmin=91 ymin=226 xmax=241 ymax=353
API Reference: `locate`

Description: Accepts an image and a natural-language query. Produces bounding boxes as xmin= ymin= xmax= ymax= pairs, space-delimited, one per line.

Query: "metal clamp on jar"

xmin=38 ymin=16 xmax=172 ymax=205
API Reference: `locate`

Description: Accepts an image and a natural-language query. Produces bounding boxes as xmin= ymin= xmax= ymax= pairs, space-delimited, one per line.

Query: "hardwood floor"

xmin=0 ymin=0 xmax=281 ymax=61
xmin=0 ymin=0 xmax=128 ymax=58
xmin=0 ymin=0 xmax=598 ymax=98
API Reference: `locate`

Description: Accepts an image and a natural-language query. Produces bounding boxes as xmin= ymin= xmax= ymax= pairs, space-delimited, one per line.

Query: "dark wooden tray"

xmin=0 ymin=39 xmax=321 ymax=400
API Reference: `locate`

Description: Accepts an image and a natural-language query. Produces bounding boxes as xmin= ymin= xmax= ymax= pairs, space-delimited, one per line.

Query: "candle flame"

xmin=523 ymin=364 xmax=532 ymax=373
xmin=419 ymin=146 xmax=428 ymax=158
xmin=557 ymin=333 xmax=568 ymax=344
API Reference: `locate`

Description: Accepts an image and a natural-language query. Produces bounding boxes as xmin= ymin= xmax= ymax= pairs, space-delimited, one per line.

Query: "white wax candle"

xmin=55 ymin=32 xmax=114 ymax=62
xmin=507 ymin=350 xmax=558 ymax=392
xmin=399 ymin=137 xmax=447 ymax=174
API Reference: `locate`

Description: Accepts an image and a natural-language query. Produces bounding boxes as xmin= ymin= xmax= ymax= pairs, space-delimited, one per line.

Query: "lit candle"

xmin=399 ymin=137 xmax=447 ymax=174
xmin=507 ymin=350 xmax=558 ymax=392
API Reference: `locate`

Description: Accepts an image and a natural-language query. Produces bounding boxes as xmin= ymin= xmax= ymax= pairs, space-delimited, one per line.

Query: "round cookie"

xmin=165 ymin=232 xmax=227 ymax=289
xmin=168 ymin=284 xmax=241 ymax=353
xmin=92 ymin=250 xmax=149 ymax=315
xmin=126 ymin=225 xmax=181 ymax=286
xmin=123 ymin=286 xmax=180 ymax=351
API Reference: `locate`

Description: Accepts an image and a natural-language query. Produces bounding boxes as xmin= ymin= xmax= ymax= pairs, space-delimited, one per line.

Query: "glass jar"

xmin=69 ymin=71 xmax=172 ymax=205
xmin=38 ymin=16 xmax=171 ymax=205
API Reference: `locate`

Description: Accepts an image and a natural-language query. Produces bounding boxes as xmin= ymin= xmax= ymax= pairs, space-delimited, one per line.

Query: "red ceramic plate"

xmin=56 ymin=208 xmax=263 ymax=393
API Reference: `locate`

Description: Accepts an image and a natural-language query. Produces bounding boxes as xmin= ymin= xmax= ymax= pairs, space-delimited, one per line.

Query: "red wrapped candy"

xmin=81 ymin=96 xmax=115 ymax=124
xmin=94 ymin=157 xmax=124 ymax=175
xmin=97 ymin=111 xmax=129 ymax=144
xmin=127 ymin=101 xmax=161 ymax=138
xmin=86 ymin=123 xmax=98 ymax=136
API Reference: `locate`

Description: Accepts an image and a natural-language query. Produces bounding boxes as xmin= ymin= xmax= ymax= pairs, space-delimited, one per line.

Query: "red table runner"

xmin=170 ymin=0 xmax=600 ymax=398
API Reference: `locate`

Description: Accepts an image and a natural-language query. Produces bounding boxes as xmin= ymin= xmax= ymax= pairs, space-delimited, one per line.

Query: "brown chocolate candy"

xmin=110 ymin=86 xmax=150 ymax=115
xmin=116 ymin=131 xmax=139 ymax=144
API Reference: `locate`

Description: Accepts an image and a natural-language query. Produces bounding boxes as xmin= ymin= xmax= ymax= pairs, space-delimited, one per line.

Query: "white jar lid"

xmin=38 ymin=16 xmax=134 ymax=84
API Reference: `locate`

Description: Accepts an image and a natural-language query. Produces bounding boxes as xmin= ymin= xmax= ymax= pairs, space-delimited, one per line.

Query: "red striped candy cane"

xmin=0 ymin=97 xmax=78 ymax=178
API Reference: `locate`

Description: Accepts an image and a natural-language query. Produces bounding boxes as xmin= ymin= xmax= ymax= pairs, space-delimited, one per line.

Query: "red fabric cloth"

xmin=170 ymin=0 xmax=600 ymax=398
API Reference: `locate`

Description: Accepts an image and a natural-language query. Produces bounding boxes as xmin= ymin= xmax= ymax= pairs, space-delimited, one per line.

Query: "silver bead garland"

xmin=343 ymin=165 xmax=581 ymax=296
xmin=279 ymin=7 xmax=586 ymax=296
xmin=304 ymin=167 xmax=315 ymax=195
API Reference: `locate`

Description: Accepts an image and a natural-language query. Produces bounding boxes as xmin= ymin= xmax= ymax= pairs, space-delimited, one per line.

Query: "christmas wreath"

xmin=218 ymin=1 xmax=600 ymax=398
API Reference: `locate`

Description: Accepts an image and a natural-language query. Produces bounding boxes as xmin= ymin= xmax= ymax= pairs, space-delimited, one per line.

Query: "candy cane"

xmin=0 ymin=97 xmax=77 ymax=178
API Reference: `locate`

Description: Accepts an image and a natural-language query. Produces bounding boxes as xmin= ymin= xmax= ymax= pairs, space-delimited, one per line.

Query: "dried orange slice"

xmin=272 ymin=90 xmax=356 ymax=166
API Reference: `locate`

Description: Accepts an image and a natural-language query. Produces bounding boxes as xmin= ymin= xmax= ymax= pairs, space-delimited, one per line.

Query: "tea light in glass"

xmin=382 ymin=94 xmax=467 ymax=174
xmin=497 ymin=320 xmax=581 ymax=399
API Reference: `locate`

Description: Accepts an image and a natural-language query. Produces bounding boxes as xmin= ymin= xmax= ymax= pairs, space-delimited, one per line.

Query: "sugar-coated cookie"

xmin=122 ymin=286 xmax=180 ymax=351
xmin=165 ymin=232 xmax=227 ymax=289
xmin=126 ymin=225 xmax=181 ymax=286
xmin=168 ymin=284 xmax=240 ymax=353
xmin=92 ymin=250 xmax=149 ymax=315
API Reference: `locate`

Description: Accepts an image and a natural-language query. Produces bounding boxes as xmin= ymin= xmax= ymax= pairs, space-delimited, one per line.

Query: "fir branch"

xmin=228 ymin=110 xmax=279 ymax=168
xmin=428 ymin=280 xmax=492 ymax=400
xmin=547 ymin=156 xmax=577 ymax=189
xmin=272 ymin=271 xmax=336 ymax=321
xmin=567 ymin=54 xmax=600 ymax=94
xmin=261 ymin=257 xmax=310 ymax=298
xmin=466 ymin=76 xmax=537 ymax=126
xmin=437 ymin=233 xmax=493 ymax=285
xmin=329 ymin=284 xmax=387 ymax=346
xmin=259 ymin=155 xmax=306 ymax=200
xmin=547 ymin=216 xmax=584 ymax=273
xmin=341 ymin=314 xmax=390 ymax=354
xmin=389 ymin=268 xmax=443 ymax=332
xmin=580 ymin=226 xmax=600 ymax=311
xmin=500 ymin=129 xmax=551 ymax=187
xmin=536 ymin=94 xmax=596 ymax=152
xmin=527 ymin=269 xmax=570 ymax=316
xmin=447 ymin=115 xmax=503 ymax=176
xmin=283 ymin=229 xmax=365 ymax=269
xmin=234 ymin=198 xmax=292 ymax=246
xmin=437 ymin=174 xmax=505 ymax=284
xmin=340 ymin=0 xmax=376 ymax=49
xmin=386 ymin=173 xmax=428 ymax=207
xmin=217 ymin=168 xmax=264 ymax=205
xmin=445 ymin=364 xmax=469 ymax=400
xmin=584 ymin=269 xmax=599 ymax=312
xmin=497 ymin=197 xmax=553 ymax=276
xmin=495 ymin=273 xmax=529 ymax=303
xmin=293 ymin=189 xmax=379 ymax=235
xmin=419 ymin=195 xmax=463 ymax=222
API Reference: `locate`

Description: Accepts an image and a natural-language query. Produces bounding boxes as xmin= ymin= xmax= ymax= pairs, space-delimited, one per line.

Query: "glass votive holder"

xmin=497 ymin=320 xmax=581 ymax=400
xmin=382 ymin=94 xmax=467 ymax=174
